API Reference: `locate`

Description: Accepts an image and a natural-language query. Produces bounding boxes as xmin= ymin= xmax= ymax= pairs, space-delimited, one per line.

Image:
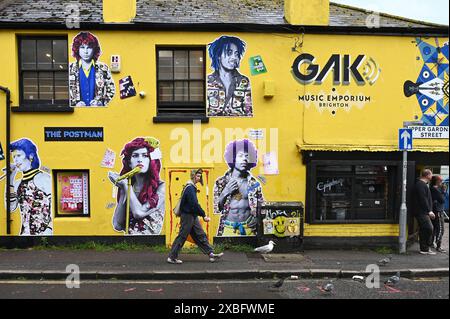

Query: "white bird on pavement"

xmin=254 ymin=241 xmax=276 ymax=254
xmin=377 ymin=255 xmax=392 ymax=266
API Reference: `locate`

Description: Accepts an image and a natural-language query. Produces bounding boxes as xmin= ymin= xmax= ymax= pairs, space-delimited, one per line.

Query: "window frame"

xmin=155 ymin=46 xmax=207 ymax=121
xmin=53 ymin=169 xmax=91 ymax=218
xmin=17 ymin=35 xmax=71 ymax=112
xmin=306 ymin=160 xmax=401 ymax=224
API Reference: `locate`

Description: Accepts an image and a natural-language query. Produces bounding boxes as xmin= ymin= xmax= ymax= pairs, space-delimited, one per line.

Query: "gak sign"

xmin=292 ymin=53 xmax=381 ymax=85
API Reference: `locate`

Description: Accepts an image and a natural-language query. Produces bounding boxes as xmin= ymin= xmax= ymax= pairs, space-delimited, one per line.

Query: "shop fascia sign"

xmin=292 ymin=53 xmax=380 ymax=85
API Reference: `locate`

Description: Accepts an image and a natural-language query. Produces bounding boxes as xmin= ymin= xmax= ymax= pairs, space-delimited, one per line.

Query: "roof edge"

xmin=0 ymin=21 xmax=448 ymax=36
xmin=330 ymin=1 xmax=449 ymax=28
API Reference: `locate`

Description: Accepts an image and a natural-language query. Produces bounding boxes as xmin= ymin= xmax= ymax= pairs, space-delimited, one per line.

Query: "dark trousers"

xmin=169 ymin=213 xmax=214 ymax=260
xmin=432 ymin=212 xmax=445 ymax=248
xmin=416 ymin=214 xmax=434 ymax=252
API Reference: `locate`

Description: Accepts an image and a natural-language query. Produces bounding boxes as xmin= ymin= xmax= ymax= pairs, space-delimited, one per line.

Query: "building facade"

xmin=0 ymin=0 xmax=448 ymax=248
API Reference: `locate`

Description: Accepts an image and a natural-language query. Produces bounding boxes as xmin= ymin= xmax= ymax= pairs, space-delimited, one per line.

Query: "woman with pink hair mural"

xmin=108 ymin=137 xmax=165 ymax=235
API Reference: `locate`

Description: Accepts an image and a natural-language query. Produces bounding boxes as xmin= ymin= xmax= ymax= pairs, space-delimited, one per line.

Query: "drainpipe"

xmin=0 ymin=86 xmax=11 ymax=235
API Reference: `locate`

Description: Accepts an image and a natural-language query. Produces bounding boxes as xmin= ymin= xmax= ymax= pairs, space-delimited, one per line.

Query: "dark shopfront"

xmin=302 ymin=151 xmax=449 ymax=248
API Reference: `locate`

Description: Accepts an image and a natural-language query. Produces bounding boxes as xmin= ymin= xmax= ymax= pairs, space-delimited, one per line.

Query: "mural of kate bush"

xmin=108 ymin=137 xmax=165 ymax=235
xmin=69 ymin=31 xmax=115 ymax=107
xmin=9 ymin=138 xmax=52 ymax=236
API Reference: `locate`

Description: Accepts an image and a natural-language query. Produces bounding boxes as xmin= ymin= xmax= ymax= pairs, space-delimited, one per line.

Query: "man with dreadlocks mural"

xmin=108 ymin=137 xmax=165 ymax=235
xmin=207 ymin=35 xmax=253 ymax=117
xmin=214 ymin=139 xmax=264 ymax=236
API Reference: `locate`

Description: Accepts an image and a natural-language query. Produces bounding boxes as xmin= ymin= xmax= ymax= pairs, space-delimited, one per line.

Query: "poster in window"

xmin=56 ymin=171 xmax=89 ymax=216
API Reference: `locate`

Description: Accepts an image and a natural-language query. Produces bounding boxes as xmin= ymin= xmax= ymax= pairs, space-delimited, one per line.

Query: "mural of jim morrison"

xmin=108 ymin=137 xmax=165 ymax=235
xmin=403 ymin=38 xmax=449 ymax=126
xmin=214 ymin=139 xmax=264 ymax=237
xmin=207 ymin=36 xmax=253 ymax=117
xmin=69 ymin=31 xmax=115 ymax=107
xmin=9 ymin=138 xmax=52 ymax=236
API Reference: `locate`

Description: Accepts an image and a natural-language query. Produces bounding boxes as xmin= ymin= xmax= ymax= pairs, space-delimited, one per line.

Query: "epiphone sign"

xmin=292 ymin=53 xmax=380 ymax=85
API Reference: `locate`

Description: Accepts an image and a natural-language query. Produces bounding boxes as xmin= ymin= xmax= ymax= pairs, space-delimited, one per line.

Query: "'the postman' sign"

xmin=45 ymin=127 xmax=104 ymax=141
xmin=408 ymin=126 xmax=449 ymax=139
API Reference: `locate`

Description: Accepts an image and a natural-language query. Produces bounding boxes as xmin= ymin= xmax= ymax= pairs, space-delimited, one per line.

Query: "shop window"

xmin=54 ymin=170 xmax=90 ymax=217
xmin=308 ymin=161 xmax=400 ymax=223
xmin=155 ymin=47 xmax=207 ymax=122
xmin=18 ymin=36 xmax=70 ymax=111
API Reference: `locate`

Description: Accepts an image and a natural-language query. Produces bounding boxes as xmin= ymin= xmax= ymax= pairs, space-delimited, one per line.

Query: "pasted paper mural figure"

xmin=214 ymin=139 xmax=264 ymax=236
xmin=69 ymin=31 xmax=115 ymax=107
xmin=207 ymin=36 xmax=253 ymax=117
xmin=108 ymin=137 xmax=165 ymax=235
xmin=9 ymin=138 xmax=52 ymax=235
xmin=119 ymin=76 xmax=137 ymax=99
xmin=404 ymin=38 xmax=449 ymax=126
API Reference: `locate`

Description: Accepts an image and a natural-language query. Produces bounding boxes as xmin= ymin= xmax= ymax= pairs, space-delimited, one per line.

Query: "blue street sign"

xmin=399 ymin=128 xmax=413 ymax=150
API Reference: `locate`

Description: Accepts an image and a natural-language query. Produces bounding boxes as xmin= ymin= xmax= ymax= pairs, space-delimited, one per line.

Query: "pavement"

xmin=0 ymin=225 xmax=448 ymax=281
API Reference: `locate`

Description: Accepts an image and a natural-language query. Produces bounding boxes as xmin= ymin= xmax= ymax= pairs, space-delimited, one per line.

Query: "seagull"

xmin=254 ymin=241 xmax=276 ymax=254
xmin=271 ymin=277 xmax=286 ymax=289
xmin=321 ymin=280 xmax=335 ymax=293
xmin=377 ymin=255 xmax=392 ymax=266
xmin=384 ymin=272 xmax=401 ymax=285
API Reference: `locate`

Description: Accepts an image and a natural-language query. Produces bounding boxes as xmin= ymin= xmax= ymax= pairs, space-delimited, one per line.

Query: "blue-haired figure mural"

xmin=214 ymin=139 xmax=264 ymax=236
xmin=404 ymin=38 xmax=449 ymax=126
xmin=207 ymin=36 xmax=253 ymax=117
xmin=9 ymin=138 xmax=52 ymax=236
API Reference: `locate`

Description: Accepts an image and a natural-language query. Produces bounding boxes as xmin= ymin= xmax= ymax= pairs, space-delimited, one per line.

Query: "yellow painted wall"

xmin=0 ymin=29 xmax=448 ymax=239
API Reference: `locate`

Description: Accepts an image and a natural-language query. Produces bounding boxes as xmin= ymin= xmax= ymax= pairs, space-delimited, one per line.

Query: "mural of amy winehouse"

xmin=214 ymin=139 xmax=264 ymax=237
xmin=69 ymin=31 xmax=115 ymax=107
xmin=207 ymin=36 xmax=253 ymax=117
xmin=9 ymin=138 xmax=52 ymax=235
xmin=108 ymin=137 xmax=165 ymax=235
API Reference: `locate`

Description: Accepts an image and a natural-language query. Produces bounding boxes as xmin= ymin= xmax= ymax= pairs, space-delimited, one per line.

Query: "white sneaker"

xmin=167 ymin=257 xmax=183 ymax=264
xmin=210 ymin=252 xmax=224 ymax=259
xmin=427 ymin=250 xmax=437 ymax=255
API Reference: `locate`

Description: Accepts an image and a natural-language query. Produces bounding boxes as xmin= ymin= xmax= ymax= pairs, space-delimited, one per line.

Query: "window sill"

xmin=153 ymin=115 xmax=209 ymax=123
xmin=11 ymin=105 xmax=74 ymax=113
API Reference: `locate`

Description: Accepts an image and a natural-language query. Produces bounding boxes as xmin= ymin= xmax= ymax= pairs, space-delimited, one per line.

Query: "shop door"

xmin=165 ymin=168 xmax=212 ymax=248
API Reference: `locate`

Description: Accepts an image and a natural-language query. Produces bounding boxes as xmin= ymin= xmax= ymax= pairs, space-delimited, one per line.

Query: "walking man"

xmin=411 ymin=169 xmax=436 ymax=255
xmin=168 ymin=169 xmax=224 ymax=264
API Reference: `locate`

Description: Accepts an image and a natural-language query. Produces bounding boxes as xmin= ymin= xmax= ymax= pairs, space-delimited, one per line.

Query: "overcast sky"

xmin=332 ymin=0 xmax=449 ymax=25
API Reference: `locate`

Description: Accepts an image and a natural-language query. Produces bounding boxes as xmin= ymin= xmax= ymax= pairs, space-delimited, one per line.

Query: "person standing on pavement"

xmin=168 ymin=168 xmax=224 ymax=264
xmin=411 ymin=169 xmax=436 ymax=255
xmin=430 ymin=175 xmax=447 ymax=253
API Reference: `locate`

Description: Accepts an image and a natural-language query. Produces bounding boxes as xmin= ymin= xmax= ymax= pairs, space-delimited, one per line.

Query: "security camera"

xmin=139 ymin=91 xmax=146 ymax=98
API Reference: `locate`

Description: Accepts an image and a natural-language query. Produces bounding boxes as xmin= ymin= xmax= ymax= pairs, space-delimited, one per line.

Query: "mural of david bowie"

xmin=214 ymin=139 xmax=264 ymax=236
xmin=8 ymin=138 xmax=52 ymax=236
xmin=207 ymin=35 xmax=253 ymax=117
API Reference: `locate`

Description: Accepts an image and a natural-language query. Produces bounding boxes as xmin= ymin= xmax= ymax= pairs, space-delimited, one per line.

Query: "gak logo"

xmin=292 ymin=53 xmax=381 ymax=85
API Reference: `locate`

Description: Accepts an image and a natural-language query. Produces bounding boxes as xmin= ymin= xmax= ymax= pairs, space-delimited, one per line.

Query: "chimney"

xmin=284 ymin=0 xmax=330 ymax=26
xmin=103 ymin=0 xmax=137 ymax=23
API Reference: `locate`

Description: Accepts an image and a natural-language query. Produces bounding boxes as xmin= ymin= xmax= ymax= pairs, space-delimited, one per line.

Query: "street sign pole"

xmin=398 ymin=121 xmax=422 ymax=254
xmin=399 ymin=148 xmax=408 ymax=254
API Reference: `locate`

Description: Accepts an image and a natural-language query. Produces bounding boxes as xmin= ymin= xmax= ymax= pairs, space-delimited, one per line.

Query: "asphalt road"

xmin=0 ymin=277 xmax=448 ymax=299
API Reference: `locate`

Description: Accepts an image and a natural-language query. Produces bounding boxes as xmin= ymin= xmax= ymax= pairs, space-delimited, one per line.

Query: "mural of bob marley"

xmin=108 ymin=137 xmax=165 ymax=235
xmin=69 ymin=31 xmax=115 ymax=107
xmin=214 ymin=139 xmax=264 ymax=236
xmin=207 ymin=36 xmax=253 ymax=117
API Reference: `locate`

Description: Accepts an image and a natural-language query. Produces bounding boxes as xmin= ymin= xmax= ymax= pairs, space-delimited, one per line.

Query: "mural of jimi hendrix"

xmin=214 ymin=139 xmax=264 ymax=237
xmin=207 ymin=36 xmax=253 ymax=117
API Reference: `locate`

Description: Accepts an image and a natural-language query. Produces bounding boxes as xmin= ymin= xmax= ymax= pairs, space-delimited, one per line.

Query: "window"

xmin=156 ymin=47 xmax=206 ymax=117
xmin=19 ymin=36 xmax=69 ymax=108
xmin=308 ymin=161 xmax=400 ymax=223
xmin=54 ymin=170 xmax=90 ymax=217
